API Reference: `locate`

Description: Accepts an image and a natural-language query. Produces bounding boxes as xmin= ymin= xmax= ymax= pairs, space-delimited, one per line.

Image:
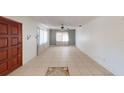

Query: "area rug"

xmin=45 ymin=67 xmax=69 ymax=76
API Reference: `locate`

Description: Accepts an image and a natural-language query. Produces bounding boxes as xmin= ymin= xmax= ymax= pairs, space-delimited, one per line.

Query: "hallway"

xmin=9 ymin=46 xmax=113 ymax=76
xmin=1 ymin=1 xmax=124 ymax=93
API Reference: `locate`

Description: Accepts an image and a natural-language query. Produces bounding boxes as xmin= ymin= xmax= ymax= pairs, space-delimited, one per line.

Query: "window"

xmin=56 ymin=32 xmax=69 ymax=42
xmin=43 ymin=30 xmax=48 ymax=43
xmin=63 ymin=32 xmax=69 ymax=42
xmin=56 ymin=32 xmax=63 ymax=42
xmin=39 ymin=29 xmax=48 ymax=45
xmin=39 ymin=29 xmax=44 ymax=45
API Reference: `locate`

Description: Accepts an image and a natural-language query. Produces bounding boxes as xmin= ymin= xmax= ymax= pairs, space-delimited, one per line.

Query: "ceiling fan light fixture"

xmin=61 ymin=24 xmax=64 ymax=30
xmin=79 ymin=25 xmax=82 ymax=27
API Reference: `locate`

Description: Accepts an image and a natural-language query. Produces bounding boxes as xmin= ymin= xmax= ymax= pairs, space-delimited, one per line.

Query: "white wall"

xmin=5 ymin=16 xmax=40 ymax=64
xmin=76 ymin=17 xmax=124 ymax=75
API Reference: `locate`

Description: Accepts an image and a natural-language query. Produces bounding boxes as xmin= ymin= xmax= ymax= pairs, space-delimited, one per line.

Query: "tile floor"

xmin=8 ymin=46 xmax=113 ymax=76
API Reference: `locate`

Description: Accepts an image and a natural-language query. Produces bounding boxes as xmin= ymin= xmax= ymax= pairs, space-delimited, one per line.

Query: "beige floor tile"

xmin=8 ymin=46 xmax=113 ymax=76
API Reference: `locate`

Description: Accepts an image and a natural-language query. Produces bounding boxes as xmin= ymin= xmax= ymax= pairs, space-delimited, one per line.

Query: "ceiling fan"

xmin=60 ymin=24 xmax=64 ymax=30
xmin=50 ymin=24 xmax=75 ymax=31
xmin=60 ymin=24 xmax=72 ymax=31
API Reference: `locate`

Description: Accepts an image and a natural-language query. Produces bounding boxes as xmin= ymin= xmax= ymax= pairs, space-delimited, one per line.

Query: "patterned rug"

xmin=45 ymin=67 xmax=69 ymax=76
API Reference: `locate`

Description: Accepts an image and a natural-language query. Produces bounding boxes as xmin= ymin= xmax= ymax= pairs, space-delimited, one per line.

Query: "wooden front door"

xmin=0 ymin=17 xmax=22 ymax=75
